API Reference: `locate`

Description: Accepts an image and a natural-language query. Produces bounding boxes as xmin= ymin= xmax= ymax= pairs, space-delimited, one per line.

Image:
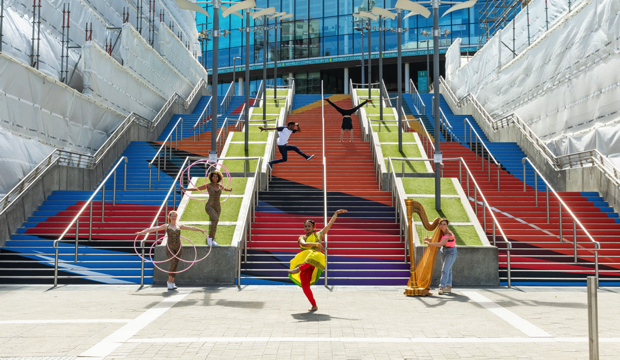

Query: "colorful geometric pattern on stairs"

xmin=241 ymin=94 xmax=410 ymax=286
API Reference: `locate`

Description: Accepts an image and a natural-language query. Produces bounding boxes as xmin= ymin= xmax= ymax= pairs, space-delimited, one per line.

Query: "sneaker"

xmin=444 ymin=286 xmax=452 ymax=293
xmin=167 ymin=282 xmax=176 ymax=291
xmin=306 ymin=154 xmax=315 ymax=161
xmin=267 ymin=162 xmax=273 ymax=171
xmin=212 ymin=239 xmax=219 ymax=246
xmin=438 ymin=287 xmax=444 ymax=295
xmin=171 ymin=283 xmax=177 ymax=290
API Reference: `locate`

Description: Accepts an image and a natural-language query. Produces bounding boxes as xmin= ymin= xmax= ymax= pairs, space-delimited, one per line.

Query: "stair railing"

xmin=380 ymin=79 xmax=393 ymax=107
xmin=438 ymin=107 xmax=459 ymax=142
xmin=463 ymin=118 xmax=502 ymax=191
xmin=254 ymin=80 xmax=264 ymax=108
xmin=387 ymin=156 xmax=513 ymax=287
xmin=235 ymin=102 xmax=246 ymax=131
xmin=522 ymin=157 xmax=601 ymax=283
xmin=409 ymin=78 xmax=425 ymax=115
xmin=321 ymin=80 xmax=329 ymax=285
xmin=216 ymin=118 xmax=230 ymax=155
xmin=440 ymin=76 xmax=620 ymax=183
xmin=139 ymin=156 xmax=190 ymax=286
xmin=349 ymin=79 xmax=356 ymax=106
xmin=148 ymin=117 xmax=184 ymax=189
xmin=191 ymin=96 xmax=212 ymax=141
xmin=53 ymin=156 xmax=128 ymax=287
xmin=236 ymin=156 xmax=263 ymax=285
xmin=220 ymin=81 xmax=235 ymax=115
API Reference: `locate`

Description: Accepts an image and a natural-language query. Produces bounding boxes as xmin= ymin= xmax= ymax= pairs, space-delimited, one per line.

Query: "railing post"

xmin=587 ymin=276 xmax=599 ymax=360
xmin=148 ymin=164 xmax=152 ymax=191
xmin=507 ymin=245 xmax=511 ymax=288
xmin=101 ymin=186 xmax=105 ymax=223
xmin=89 ymin=202 xmax=93 ymax=240
xmin=483 ymin=205 xmax=487 ymax=232
xmin=140 ymin=243 xmax=145 ymax=287
xmin=463 ymin=119 xmax=467 ymax=143
xmin=573 ymin=221 xmax=577 ymax=263
xmin=54 ymin=247 xmax=59 ymax=287
xmin=75 ymin=219 xmax=79 ymax=261
xmin=559 ymin=203 xmax=563 ymax=241
xmin=163 ymin=140 xmax=167 ymax=171
xmin=535 ymin=173 xmax=538 ymax=207
xmin=124 ymin=157 xmax=127 ymax=191
xmin=459 ymin=160 xmax=462 ymax=184
xmin=492 ymin=220 xmax=496 ymax=246
xmin=474 ymin=186 xmax=478 ymax=214
xmin=467 ymin=173 xmax=470 ymax=198
xmin=546 ymin=187 xmax=549 ymax=223
xmin=113 ymin=170 xmax=117 ymax=206
xmin=523 ymin=161 xmax=526 ymax=192
xmin=158 ymin=155 xmax=161 ymax=181
xmin=497 ymin=165 xmax=500 ymax=191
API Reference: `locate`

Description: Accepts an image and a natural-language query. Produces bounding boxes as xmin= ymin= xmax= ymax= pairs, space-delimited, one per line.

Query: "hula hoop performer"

xmin=181 ymin=170 xmax=232 ymax=246
xmin=324 ymin=98 xmax=371 ymax=142
xmin=259 ymin=121 xmax=314 ymax=170
xmin=136 ymin=210 xmax=206 ymax=290
xmin=288 ymin=209 xmax=348 ymax=311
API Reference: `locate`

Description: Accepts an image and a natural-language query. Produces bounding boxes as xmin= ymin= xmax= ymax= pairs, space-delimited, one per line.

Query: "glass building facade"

xmin=197 ymin=0 xmax=482 ymax=94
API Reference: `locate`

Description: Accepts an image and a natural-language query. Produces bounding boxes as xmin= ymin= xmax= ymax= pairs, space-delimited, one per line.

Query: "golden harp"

xmin=404 ymin=199 xmax=443 ymax=296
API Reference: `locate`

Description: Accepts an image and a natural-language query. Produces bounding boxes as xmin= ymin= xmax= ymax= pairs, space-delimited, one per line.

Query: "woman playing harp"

xmin=424 ymin=219 xmax=456 ymax=295
xmin=406 ymin=200 xmax=455 ymax=296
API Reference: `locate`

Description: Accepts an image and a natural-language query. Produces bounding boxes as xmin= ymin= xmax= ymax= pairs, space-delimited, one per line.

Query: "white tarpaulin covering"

xmin=1 ymin=0 xmax=200 ymax=83
xmin=0 ymin=128 xmax=55 ymax=199
xmin=444 ymin=38 xmax=462 ymax=82
xmin=157 ymin=22 xmax=208 ymax=85
xmin=82 ymin=41 xmax=166 ymax=119
xmin=0 ymin=52 xmax=123 ymax=152
xmin=447 ymin=0 xmax=620 ymax=159
xmin=120 ymin=23 xmax=194 ymax=99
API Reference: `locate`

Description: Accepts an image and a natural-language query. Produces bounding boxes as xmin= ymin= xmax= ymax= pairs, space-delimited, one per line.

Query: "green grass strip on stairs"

xmin=181 ymin=225 xmax=235 ymax=246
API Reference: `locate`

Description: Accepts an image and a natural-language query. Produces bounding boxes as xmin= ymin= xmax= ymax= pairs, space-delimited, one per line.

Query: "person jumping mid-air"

xmin=260 ymin=121 xmax=314 ymax=170
xmin=324 ymin=98 xmax=372 ymax=142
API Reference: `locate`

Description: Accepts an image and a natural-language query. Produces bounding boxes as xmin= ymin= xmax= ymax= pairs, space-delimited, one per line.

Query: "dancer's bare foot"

xmin=288 ymin=267 xmax=301 ymax=275
xmin=308 ymin=306 xmax=318 ymax=312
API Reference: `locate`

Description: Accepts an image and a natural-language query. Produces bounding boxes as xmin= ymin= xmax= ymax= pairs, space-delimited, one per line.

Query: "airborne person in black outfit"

xmin=325 ymin=98 xmax=372 ymax=142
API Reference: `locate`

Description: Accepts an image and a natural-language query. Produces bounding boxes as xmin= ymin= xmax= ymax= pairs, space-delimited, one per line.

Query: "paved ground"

xmin=0 ymin=285 xmax=618 ymax=359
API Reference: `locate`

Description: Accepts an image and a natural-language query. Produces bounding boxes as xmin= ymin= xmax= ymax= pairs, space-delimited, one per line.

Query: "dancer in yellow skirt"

xmin=288 ymin=209 xmax=347 ymax=311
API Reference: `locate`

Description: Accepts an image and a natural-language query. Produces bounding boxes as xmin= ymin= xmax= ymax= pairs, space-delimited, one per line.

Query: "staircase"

xmin=241 ymin=95 xmax=410 ymax=285
xmin=0 ymin=95 xmax=237 ymax=284
xmin=432 ymin=94 xmax=620 ymax=285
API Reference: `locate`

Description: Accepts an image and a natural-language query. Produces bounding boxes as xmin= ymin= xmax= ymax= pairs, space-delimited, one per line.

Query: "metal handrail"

xmin=148 ymin=117 xmax=183 ymax=188
xmin=1 ymin=150 xmax=88 ymax=215
xmin=220 ymin=81 xmax=235 ymax=115
xmin=90 ymin=112 xmax=151 ymax=166
xmin=522 ymin=158 xmax=600 ymax=282
xmin=359 ymin=90 xmax=387 ymax=188
xmin=381 ymin=79 xmax=393 ymax=108
xmin=321 ymin=80 xmax=329 ymax=285
xmin=217 ymin=117 xmax=230 ymax=155
xmin=409 ymin=78 xmax=425 ymax=115
xmin=53 ymin=156 xmax=128 ymax=287
xmin=191 ymin=96 xmax=212 ymax=141
xmin=438 ymin=106 xmax=461 ymax=143
xmin=387 ymin=156 xmax=513 ymax=287
xmin=440 ymin=75 xmax=620 ymax=195
xmin=463 ymin=117 xmax=502 ymax=190
xmin=235 ymin=102 xmax=246 ymax=131
xmin=237 ymin=156 xmax=263 ymax=285
xmin=139 ymin=156 xmax=190 ymax=286
xmin=254 ymin=80 xmax=264 ymax=108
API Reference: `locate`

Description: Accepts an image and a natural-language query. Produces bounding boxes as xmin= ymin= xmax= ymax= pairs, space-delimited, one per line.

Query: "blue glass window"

xmin=296 ymin=0 xmax=308 ymax=19
xmin=338 ymin=15 xmax=352 ymax=35
xmin=323 ymin=17 xmax=337 ymax=37
xmin=338 ymin=34 xmax=352 ymax=55
xmin=310 ymin=0 xmax=322 ymax=18
xmin=323 ymin=36 xmax=337 ymax=56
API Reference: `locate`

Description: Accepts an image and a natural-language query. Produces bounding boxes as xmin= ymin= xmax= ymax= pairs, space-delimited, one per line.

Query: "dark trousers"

xmin=270 ymin=145 xmax=308 ymax=165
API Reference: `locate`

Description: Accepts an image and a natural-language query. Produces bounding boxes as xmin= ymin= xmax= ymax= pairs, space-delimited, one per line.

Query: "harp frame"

xmin=404 ymin=199 xmax=442 ymax=297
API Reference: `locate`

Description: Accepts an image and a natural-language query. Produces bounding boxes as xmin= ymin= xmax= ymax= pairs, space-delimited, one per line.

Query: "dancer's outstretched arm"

xmin=258 ymin=126 xmax=278 ymax=132
xmin=221 ymin=183 xmax=233 ymax=192
xmin=135 ymin=224 xmax=167 ymax=235
xmin=321 ymin=209 xmax=348 ymax=235
xmin=181 ymin=183 xmax=207 ymax=192
xmin=180 ymin=225 xmax=207 ymax=234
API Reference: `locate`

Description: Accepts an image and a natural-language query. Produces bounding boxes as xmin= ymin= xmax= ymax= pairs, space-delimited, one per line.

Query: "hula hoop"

xmin=148 ymin=235 xmax=198 ymax=274
xmin=180 ymin=159 xmax=232 ymax=203
xmin=134 ymin=232 xmax=214 ymax=271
